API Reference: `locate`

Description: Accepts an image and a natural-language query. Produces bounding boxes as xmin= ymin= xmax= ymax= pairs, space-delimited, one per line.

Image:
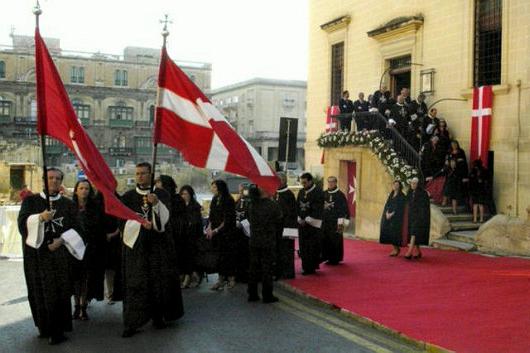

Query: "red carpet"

xmin=286 ymin=239 xmax=530 ymax=353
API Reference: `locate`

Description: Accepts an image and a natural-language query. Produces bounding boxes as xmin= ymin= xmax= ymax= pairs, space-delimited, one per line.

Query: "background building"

xmin=306 ymin=0 xmax=529 ymax=218
xmin=0 ymin=33 xmax=212 ymax=169
xmin=211 ymin=78 xmax=307 ymax=170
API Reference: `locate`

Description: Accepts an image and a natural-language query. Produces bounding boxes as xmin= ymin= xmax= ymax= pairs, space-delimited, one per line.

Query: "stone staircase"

xmin=431 ymin=205 xmax=484 ymax=252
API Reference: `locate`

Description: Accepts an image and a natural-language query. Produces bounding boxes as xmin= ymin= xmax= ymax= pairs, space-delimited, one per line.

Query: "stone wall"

xmin=475 ymin=210 xmax=530 ymax=257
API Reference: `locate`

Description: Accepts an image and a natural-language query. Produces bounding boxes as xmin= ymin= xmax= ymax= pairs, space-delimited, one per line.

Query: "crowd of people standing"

xmin=16 ymin=163 xmax=354 ymax=345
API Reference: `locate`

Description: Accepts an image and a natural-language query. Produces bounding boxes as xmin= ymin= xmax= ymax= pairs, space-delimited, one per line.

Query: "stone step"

xmin=431 ymin=239 xmax=477 ymax=252
xmin=438 ymin=206 xmax=468 ymax=214
xmin=447 ymin=230 xmax=477 ymax=244
xmin=446 ymin=213 xmax=474 ymax=222
xmin=450 ymin=221 xmax=481 ymax=231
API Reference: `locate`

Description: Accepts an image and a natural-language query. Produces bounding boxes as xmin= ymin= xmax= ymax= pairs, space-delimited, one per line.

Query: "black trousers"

xmin=248 ymin=246 xmax=275 ymax=298
xmin=299 ymin=225 xmax=322 ymax=273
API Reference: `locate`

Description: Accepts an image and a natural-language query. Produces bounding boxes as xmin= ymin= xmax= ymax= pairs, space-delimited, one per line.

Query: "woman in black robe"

xmin=156 ymin=175 xmax=188 ymax=287
xmin=379 ymin=181 xmax=406 ymax=256
xmin=442 ymin=160 xmax=461 ymax=214
xmin=179 ymin=185 xmax=204 ymax=288
xmin=405 ymin=178 xmax=431 ymax=259
xmin=206 ymin=180 xmax=237 ymax=291
xmin=234 ymin=184 xmax=251 ymax=283
xmin=469 ymin=159 xmax=490 ymax=223
xmin=72 ymin=180 xmax=107 ymax=320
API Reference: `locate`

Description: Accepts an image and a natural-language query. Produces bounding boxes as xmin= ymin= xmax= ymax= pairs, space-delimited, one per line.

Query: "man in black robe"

xmin=391 ymin=95 xmax=410 ymax=137
xmin=422 ymin=108 xmax=440 ymax=143
xmin=321 ymin=176 xmax=350 ymax=265
xmin=338 ymin=90 xmax=354 ymax=131
xmin=274 ymin=173 xmax=297 ymax=279
xmin=18 ymin=167 xmax=84 ymax=345
xmin=353 ymin=92 xmax=370 ymax=131
xmin=297 ymin=173 xmax=324 ymax=275
xmin=120 ymin=162 xmax=183 ymax=338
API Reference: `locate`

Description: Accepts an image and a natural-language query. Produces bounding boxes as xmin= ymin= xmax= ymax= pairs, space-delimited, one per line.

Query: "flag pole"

xmin=150 ymin=14 xmax=171 ymax=192
xmin=33 ymin=0 xmax=51 ymax=210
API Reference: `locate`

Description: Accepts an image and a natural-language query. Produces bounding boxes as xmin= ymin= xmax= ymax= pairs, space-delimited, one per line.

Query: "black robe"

xmin=18 ymin=193 xmax=82 ymax=337
xmin=297 ymin=184 xmax=324 ymax=273
xmin=391 ymin=103 xmax=410 ymax=137
xmin=76 ymin=199 xmax=107 ymax=301
xmin=121 ymin=188 xmax=184 ymax=331
xmin=407 ymin=188 xmax=431 ymax=245
xmin=379 ymin=192 xmax=406 ymax=246
xmin=321 ymin=188 xmax=349 ymax=264
xmin=339 ymin=98 xmax=354 ymax=131
xmin=234 ymin=196 xmax=250 ymax=282
xmin=181 ymin=200 xmax=203 ymax=274
xmin=248 ymin=198 xmax=282 ymax=297
xmin=274 ymin=187 xmax=297 ymax=279
xmin=209 ymin=194 xmax=237 ymax=277
xmin=421 ymin=142 xmax=446 ymax=178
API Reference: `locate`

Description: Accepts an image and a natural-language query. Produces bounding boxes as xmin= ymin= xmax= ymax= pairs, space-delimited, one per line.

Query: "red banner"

xmin=470 ymin=86 xmax=493 ymax=167
xmin=35 ymin=29 xmax=145 ymax=224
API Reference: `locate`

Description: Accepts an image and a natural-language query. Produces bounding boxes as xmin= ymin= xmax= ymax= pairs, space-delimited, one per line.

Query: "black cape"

xmin=18 ymin=193 xmax=82 ymax=337
xmin=275 ymin=187 xmax=297 ymax=279
xmin=322 ymin=188 xmax=349 ymax=264
xmin=121 ymin=188 xmax=184 ymax=330
xmin=208 ymin=194 xmax=236 ymax=277
xmin=407 ymin=188 xmax=431 ymax=245
xmin=297 ymin=184 xmax=324 ymax=273
xmin=379 ymin=191 xmax=406 ymax=246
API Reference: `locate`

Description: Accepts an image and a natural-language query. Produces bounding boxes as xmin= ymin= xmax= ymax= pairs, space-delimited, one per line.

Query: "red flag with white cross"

xmin=470 ymin=86 xmax=493 ymax=167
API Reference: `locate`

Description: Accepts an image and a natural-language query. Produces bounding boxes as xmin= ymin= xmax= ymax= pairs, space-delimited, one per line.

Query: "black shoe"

xmin=248 ymin=295 xmax=260 ymax=302
xmin=404 ymin=255 xmax=412 ymax=260
xmin=48 ymin=334 xmax=67 ymax=345
xmin=72 ymin=305 xmax=81 ymax=320
xmin=263 ymin=296 xmax=279 ymax=304
xmin=37 ymin=330 xmax=49 ymax=339
xmin=301 ymin=270 xmax=315 ymax=276
xmin=121 ymin=329 xmax=138 ymax=338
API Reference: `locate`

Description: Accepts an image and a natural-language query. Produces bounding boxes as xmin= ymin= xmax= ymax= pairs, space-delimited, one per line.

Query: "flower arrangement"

xmin=317 ymin=130 xmax=419 ymax=185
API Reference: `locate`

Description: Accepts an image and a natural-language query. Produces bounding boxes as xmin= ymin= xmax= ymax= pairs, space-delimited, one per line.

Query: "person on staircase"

xmin=469 ymin=159 xmax=490 ymax=223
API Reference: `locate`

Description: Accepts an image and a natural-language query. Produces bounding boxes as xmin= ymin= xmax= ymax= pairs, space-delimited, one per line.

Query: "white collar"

xmin=277 ymin=186 xmax=289 ymax=193
xmin=397 ymin=103 xmax=404 ymax=107
xmin=136 ymin=186 xmax=150 ymax=195
xmin=305 ymin=184 xmax=316 ymax=194
xmin=327 ymin=187 xmax=339 ymax=194
xmin=40 ymin=192 xmax=61 ymax=201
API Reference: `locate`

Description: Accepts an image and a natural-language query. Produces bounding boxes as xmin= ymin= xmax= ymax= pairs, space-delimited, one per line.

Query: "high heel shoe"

xmin=80 ymin=304 xmax=89 ymax=321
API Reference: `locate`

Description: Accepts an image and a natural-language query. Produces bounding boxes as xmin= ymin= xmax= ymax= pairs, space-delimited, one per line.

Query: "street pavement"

xmin=0 ymin=258 xmax=424 ymax=353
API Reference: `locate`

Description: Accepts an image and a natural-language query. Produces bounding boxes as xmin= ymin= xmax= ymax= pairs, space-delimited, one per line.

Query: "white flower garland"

xmin=317 ymin=130 xmax=419 ymax=185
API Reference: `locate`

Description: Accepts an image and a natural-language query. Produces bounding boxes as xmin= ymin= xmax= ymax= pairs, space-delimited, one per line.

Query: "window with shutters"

xmin=330 ymin=42 xmax=344 ymax=105
xmin=474 ymin=0 xmax=502 ymax=86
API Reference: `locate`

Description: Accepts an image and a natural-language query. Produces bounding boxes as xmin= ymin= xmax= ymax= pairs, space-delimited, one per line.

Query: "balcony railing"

xmin=14 ymin=116 xmax=37 ymax=125
xmin=80 ymin=118 xmax=90 ymax=126
xmin=46 ymin=144 xmax=65 ymax=155
xmin=109 ymin=119 xmax=134 ymax=128
xmin=135 ymin=120 xmax=153 ymax=128
xmin=0 ymin=116 xmax=11 ymax=124
xmin=109 ymin=147 xmax=133 ymax=156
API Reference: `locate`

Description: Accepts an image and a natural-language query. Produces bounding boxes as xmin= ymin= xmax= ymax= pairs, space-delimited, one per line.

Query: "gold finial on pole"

xmin=159 ymin=14 xmax=172 ymax=47
xmin=33 ymin=1 xmax=42 ymax=27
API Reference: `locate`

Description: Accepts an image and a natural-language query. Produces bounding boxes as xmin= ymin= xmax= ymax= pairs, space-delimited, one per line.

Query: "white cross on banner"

xmin=470 ymin=86 xmax=493 ymax=167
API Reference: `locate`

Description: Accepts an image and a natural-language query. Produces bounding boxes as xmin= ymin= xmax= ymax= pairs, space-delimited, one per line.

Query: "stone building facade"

xmin=0 ymin=34 xmax=212 ymax=169
xmin=306 ymin=0 xmax=530 ymax=219
xmin=211 ymin=78 xmax=307 ymax=170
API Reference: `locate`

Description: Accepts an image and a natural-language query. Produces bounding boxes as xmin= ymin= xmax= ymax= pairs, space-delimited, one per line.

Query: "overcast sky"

xmin=0 ymin=0 xmax=308 ymax=89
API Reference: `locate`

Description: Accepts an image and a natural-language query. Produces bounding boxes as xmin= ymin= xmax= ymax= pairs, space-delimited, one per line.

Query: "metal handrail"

xmin=331 ymin=111 xmax=424 ymax=182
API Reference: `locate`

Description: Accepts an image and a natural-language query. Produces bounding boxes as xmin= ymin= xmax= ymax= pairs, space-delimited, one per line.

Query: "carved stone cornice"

xmin=367 ymin=15 xmax=424 ymax=41
xmin=320 ymin=15 xmax=351 ymax=33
